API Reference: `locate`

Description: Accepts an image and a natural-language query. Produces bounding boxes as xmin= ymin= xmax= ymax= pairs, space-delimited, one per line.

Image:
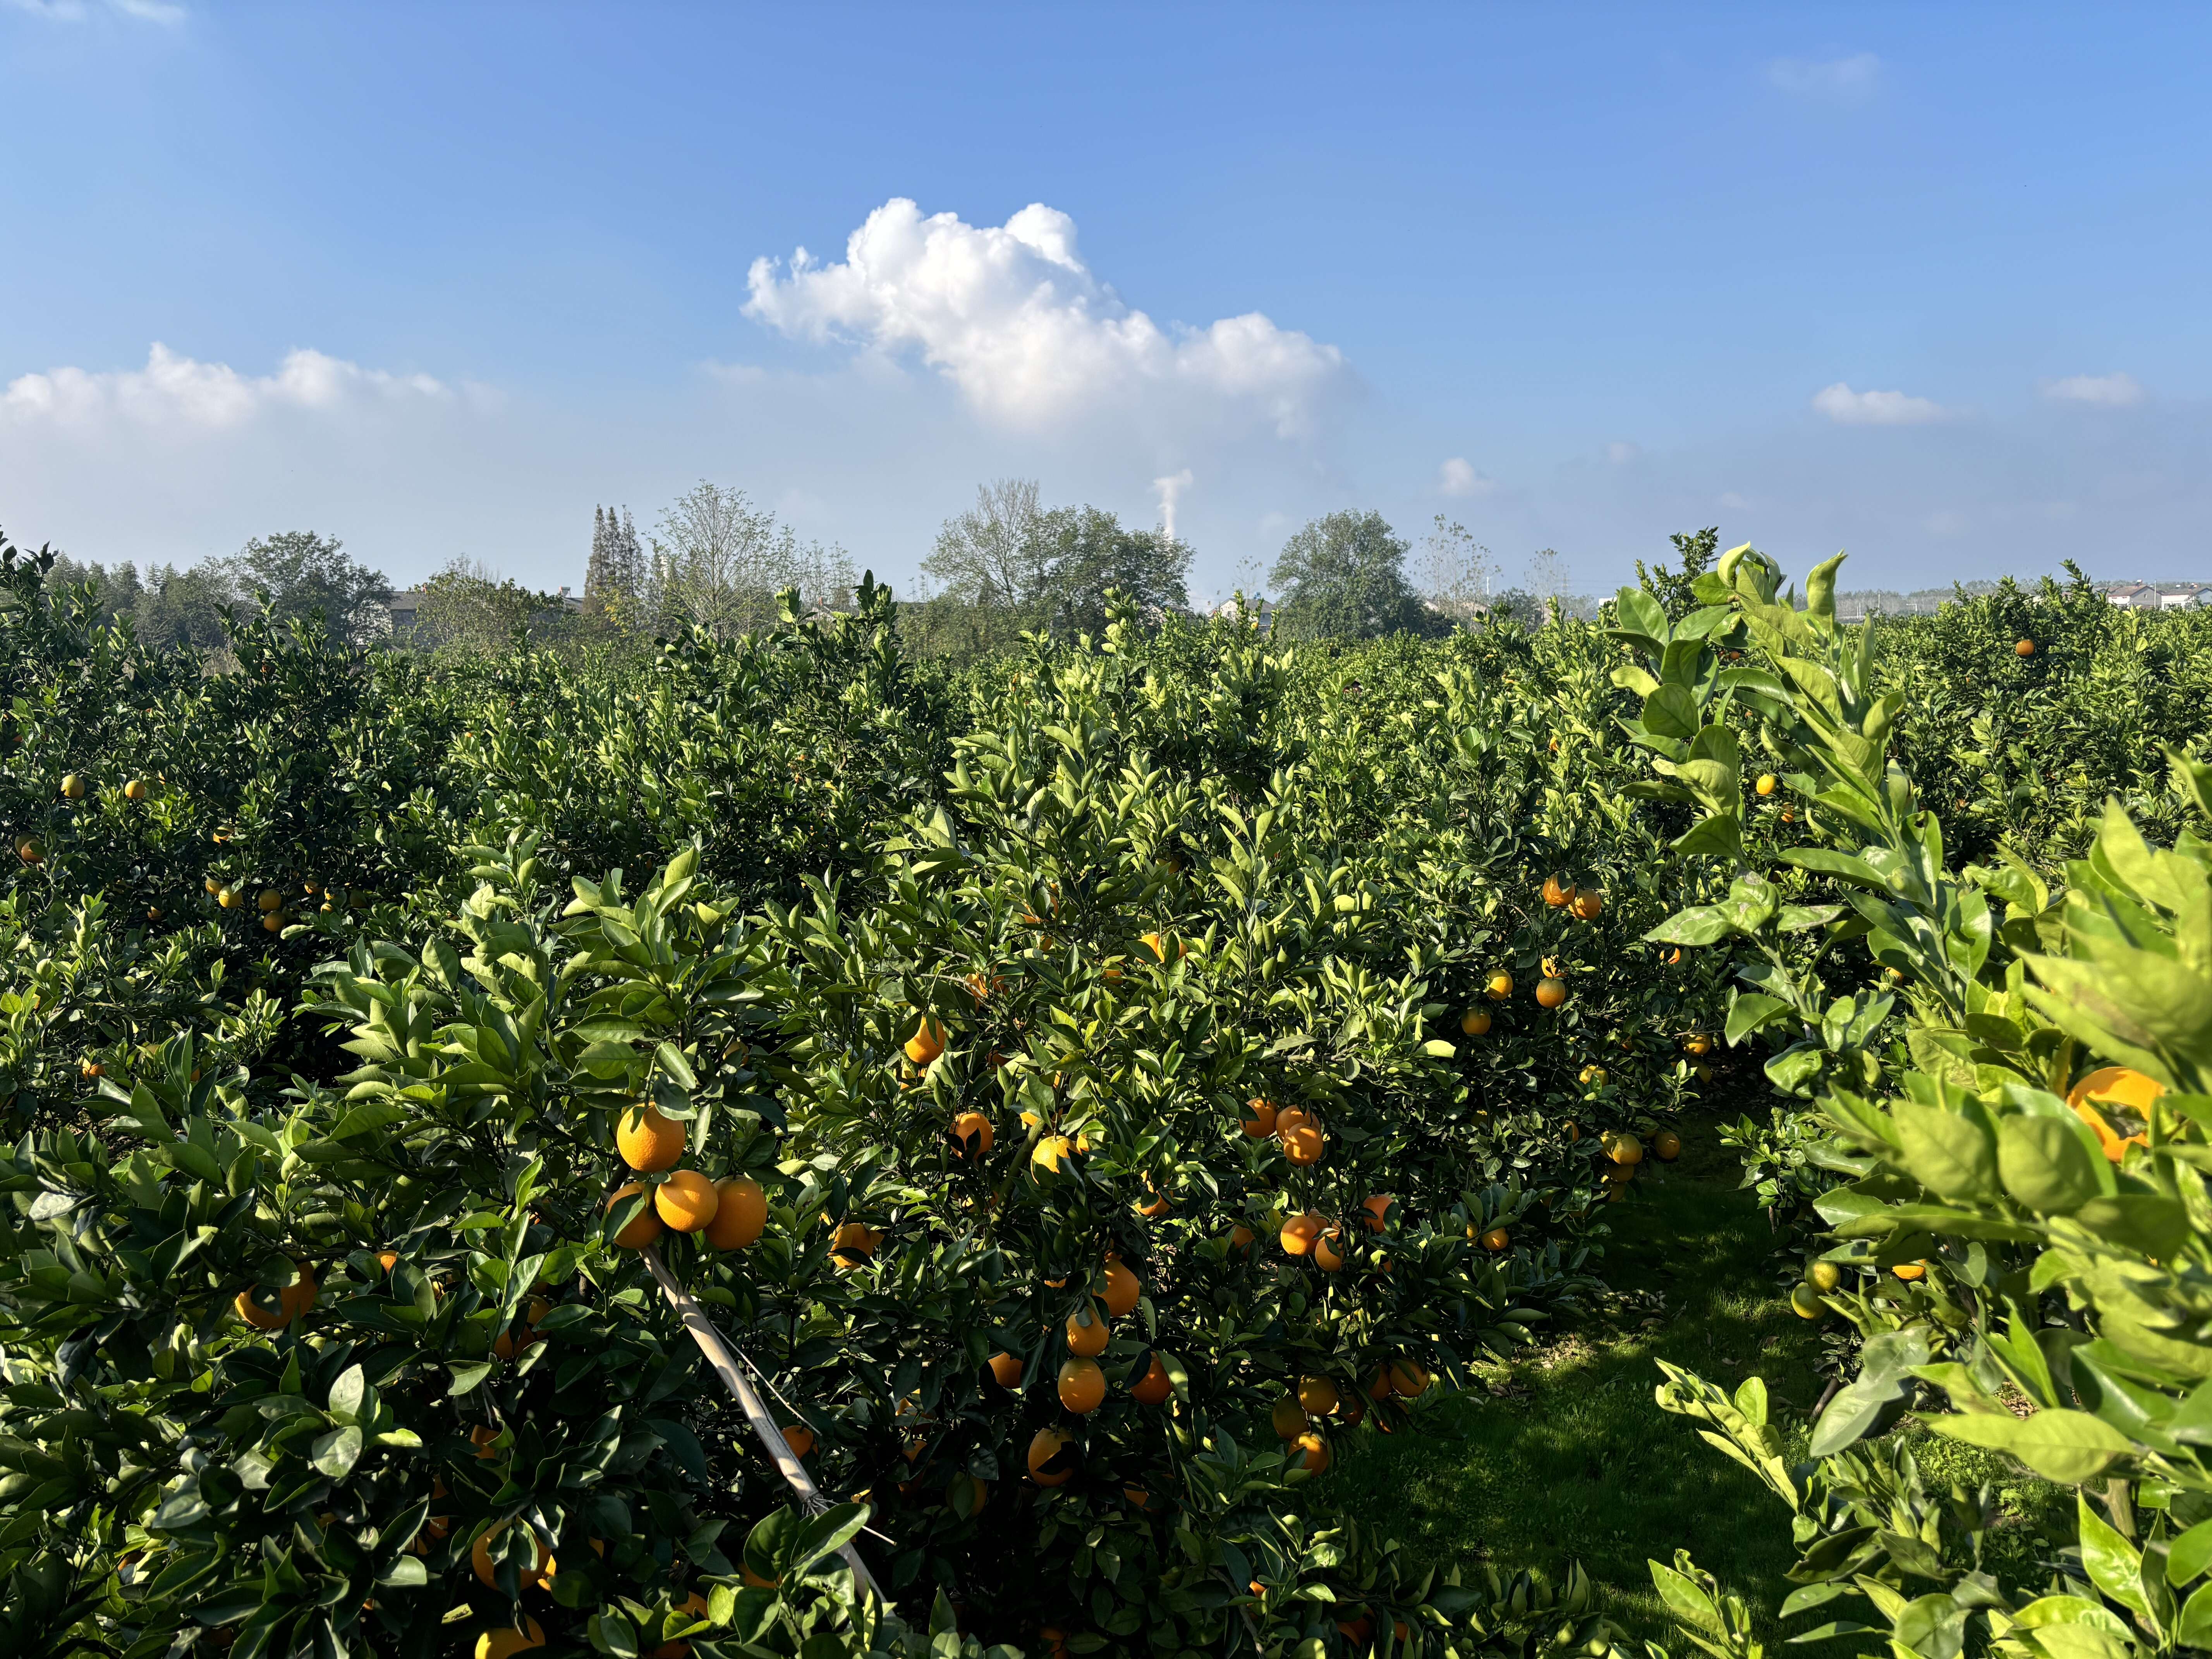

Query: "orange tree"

xmin=1618 ymin=547 xmax=2212 ymax=1659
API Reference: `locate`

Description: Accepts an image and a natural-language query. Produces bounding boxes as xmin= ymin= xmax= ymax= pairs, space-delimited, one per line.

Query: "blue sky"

xmin=4 ymin=2 xmax=2209 ymax=602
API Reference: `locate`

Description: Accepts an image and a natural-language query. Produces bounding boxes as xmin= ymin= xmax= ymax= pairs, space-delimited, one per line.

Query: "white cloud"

xmin=744 ymin=198 xmax=1348 ymax=438
xmin=2 ymin=343 xmax=450 ymax=432
xmin=1767 ymin=52 xmax=1881 ymax=102
xmin=1605 ymin=441 xmax=1640 ymax=465
xmin=2043 ymin=371 xmax=2144 ymax=407
xmin=1718 ymin=491 xmax=1751 ymax=511
xmin=1811 ymin=381 xmax=1947 ymax=426
xmin=5 ymin=0 xmax=185 ymax=21
xmin=1438 ymin=457 xmax=1494 ymax=496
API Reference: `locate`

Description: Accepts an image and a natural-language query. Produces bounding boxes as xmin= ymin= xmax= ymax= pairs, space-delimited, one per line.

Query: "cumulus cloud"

xmin=1811 ymin=382 xmax=1946 ymax=426
xmin=744 ymin=198 xmax=1348 ymax=438
xmin=2 ymin=343 xmax=450 ymax=432
xmin=2044 ymin=371 xmax=2144 ymax=407
xmin=1767 ymin=52 xmax=1881 ymax=102
xmin=1438 ymin=457 xmax=1494 ymax=497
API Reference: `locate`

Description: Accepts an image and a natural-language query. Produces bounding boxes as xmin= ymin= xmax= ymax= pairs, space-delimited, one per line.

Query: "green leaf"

xmin=2168 ymin=1519 xmax=2212 ymax=1587
xmin=309 ymin=1425 xmax=362 ymax=1479
xmin=656 ymin=1042 xmax=698 ymax=1090
xmin=2075 ymin=1495 xmax=2150 ymax=1618
xmin=1926 ymin=1408 xmax=2133 ymax=1484
xmin=1724 ymin=993 xmax=1791 ymax=1046
xmin=1892 ymin=1102 xmax=1999 ymax=1202
xmin=1642 ymin=684 xmax=1700 ymax=742
xmin=2179 ymin=1582 xmax=2212 ymax=1648
xmin=2073 ymin=1194 xmax=2192 ymax=1258
xmin=1997 ymin=1115 xmax=2103 ymax=1214
xmin=326 ymin=1364 xmax=367 ymax=1426
xmin=1645 ymin=907 xmax=1735 ymax=947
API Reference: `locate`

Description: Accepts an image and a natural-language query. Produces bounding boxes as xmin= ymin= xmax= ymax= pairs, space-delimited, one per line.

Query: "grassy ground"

xmin=1317 ymin=1114 xmax=2069 ymax=1645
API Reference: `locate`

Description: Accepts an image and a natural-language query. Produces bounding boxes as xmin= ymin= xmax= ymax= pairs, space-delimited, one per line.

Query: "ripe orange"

xmin=706 ymin=1175 xmax=767 ymax=1249
xmin=1274 ymin=1107 xmax=1311 ymax=1138
xmin=987 ymin=1351 xmax=1024 ymax=1389
xmin=1892 ymin=1261 xmax=1927 ymax=1282
xmin=1542 ymin=875 xmax=1574 ymax=908
xmin=830 ymin=1221 xmax=880 ymax=1264
xmin=2015 ymin=638 xmax=2035 ymax=657
xmin=1241 ymin=1098 xmax=1278 ymax=1137
xmin=1279 ymin=1212 xmax=1323 ymax=1256
xmin=1360 ymin=1194 xmax=1391 ymax=1233
xmin=1683 ymin=1034 xmax=1713 ymax=1056
xmin=1569 ymin=889 xmax=1603 ymax=921
xmin=1486 ymin=970 xmax=1513 ymax=1001
xmin=1790 ymin=1284 xmax=1826 ymax=1321
xmin=1101 ymin=1259 xmax=1141 ymax=1317
xmin=257 ymin=888 xmax=282 ymax=913
xmin=2066 ymin=1066 xmax=2162 ymax=1163
xmin=1270 ymin=1395 xmax=1308 ymax=1440
xmin=1065 ymin=1307 xmax=1110 ymax=1357
xmin=122 ymin=778 xmax=148 ymax=800
xmin=606 ymin=1183 xmax=664 ymax=1249
xmin=1460 ymin=1008 xmax=1491 ymax=1037
xmin=1311 ymin=1228 xmax=1345 ymax=1271
xmin=14 ymin=835 xmax=41 ymax=865
xmin=1027 ymin=1427 xmax=1075 ymax=1486
xmin=475 ymin=1619 xmax=547 ymax=1659
xmin=218 ymin=887 xmax=243 ymax=909
xmin=1534 ymin=977 xmax=1567 ymax=1009
xmin=1604 ymin=1132 xmax=1644 ymax=1166
xmin=1479 ymin=1225 xmax=1510 ymax=1252
xmin=234 ymin=1288 xmax=291 ymax=1330
xmin=1227 ymin=1223 xmax=1255 ymax=1252
xmin=616 ymin=1104 xmax=686 ymax=1172
xmin=951 ymin=1111 xmax=994 ymax=1156
xmin=1662 ymin=947 xmax=1683 ymax=965
xmin=1755 ymin=774 xmax=1776 ymax=797
xmin=1291 ymin=1431 xmax=1331 ymax=1475
xmin=1058 ymin=1357 xmax=1107 ymax=1414
xmin=903 ymin=1015 xmax=947 ymax=1066
xmin=1140 ymin=931 xmax=1186 ymax=962
xmin=1130 ymin=1355 xmax=1172 ymax=1404
xmin=261 ymin=913 xmax=285 ymax=932
xmin=376 ymin=1250 xmax=400 ymax=1274
xmin=655 ymin=1170 xmax=719 ymax=1232
xmin=471 ymin=1523 xmax=549 ymax=1589
xmin=1282 ymin=1124 xmax=1324 ymax=1165
xmin=1031 ymin=1134 xmax=1076 ymax=1176
xmin=60 ymin=773 xmax=87 ymax=800
xmin=1653 ymin=1129 xmax=1682 ymax=1162
xmin=1388 ymin=1359 xmax=1430 ymax=1398
xmin=1297 ymin=1376 xmax=1340 ymax=1416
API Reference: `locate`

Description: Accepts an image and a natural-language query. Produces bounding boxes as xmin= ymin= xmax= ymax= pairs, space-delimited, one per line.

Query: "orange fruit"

xmin=655 ymin=1170 xmax=719 ymax=1232
xmin=1065 ymin=1307 xmax=1110 ymax=1357
xmin=376 ymin=1250 xmax=399 ymax=1274
xmin=257 ymin=888 xmax=282 ymax=912
xmin=1534 ymin=976 xmax=1567 ymax=1009
xmin=1241 ymin=1098 xmax=1278 ymax=1137
xmin=951 ymin=1111 xmax=994 ymax=1156
xmin=1274 ymin=1107 xmax=1311 ymax=1138
xmin=471 ymin=1523 xmax=548 ymax=1589
xmin=234 ymin=1288 xmax=291 ymax=1330
xmin=1140 ymin=931 xmax=1185 ymax=962
xmin=1569 ymin=890 xmax=1603 ymax=921
xmin=1460 ymin=1008 xmax=1491 ymax=1036
xmin=1291 ymin=1431 xmax=1331 ymax=1474
xmin=1228 ymin=1223 xmax=1255 ymax=1251
xmin=475 ymin=1619 xmax=547 ymax=1659
xmin=1027 ymin=1427 xmax=1075 ymax=1486
xmin=904 ymin=1015 xmax=947 ymax=1066
xmin=1031 ymin=1134 xmax=1076 ymax=1176
xmin=987 ymin=1351 xmax=1024 ymax=1389
xmin=831 ymin=1221 xmax=880 ymax=1264
xmin=1279 ymin=1213 xmax=1323 ymax=1256
xmin=1542 ymin=875 xmax=1574 ymax=908
xmin=470 ymin=1425 xmax=500 ymax=1460
xmin=1604 ymin=1132 xmax=1644 ymax=1166
xmin=1271 ymin=1395 xmax=1308 ymax=1439
xmin=1123 ymin=1485 xmax=1152 ymax=1510
xmin=1058 ymin=1357 xmax=1106 ymax=1414
xmin=1101 ymin=1260 xmax=1141 ymax=1317
xmin=2066 ymin=1066 xmax=2162 ymax=1163
xmin=2015 ymin=638 xmax=2035 ymax=657
xmin=1297 ymin=1376 xmax=1339 ymax=1416
xmin=706 ymin=1175 xmax=767 ymax=1249
xmin=616 ymin=1104 xmax=686 ymax=1172
xmin=123 ymin=778 xmax=148 ymax=800
xmin=1388 ymin=1359 xmax=1430 ymax=1398
xmin=1683 ymin=1034 xmax=1712 ymax=1056
xmin=1311 ymin=1228 xmax=1345 ymax=1271
xmin=1360 ymin=1194 xmax=1391 ymax=1233
xmin=1480 ymin=1225 xmax=1509 ymax=1252
xmin=1130 ymin=1355 xmax=1172 ymax=1404
xmin=1755 ymin=774 xmax=1776 ymax=796
xmin=1892 ymin=1261 xmax=1927 ymax=1282
xmin=1653 ymin=1129 xmax=1681 ymax=1162
xmin=1486 ymin=971 xmax=1513 ymax=1001
xmin=260 ymin=913 xmax=283 ymax=932
xmin=606 ymin=1183 xmax=664 ymax=1249
xmin=1282 ymin=1124 xmax=1324 ymax=1165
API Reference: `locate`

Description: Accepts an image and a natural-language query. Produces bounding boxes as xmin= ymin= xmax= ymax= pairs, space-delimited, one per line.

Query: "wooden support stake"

xmin=641 ymin=1244 xmax=876 ymax=1596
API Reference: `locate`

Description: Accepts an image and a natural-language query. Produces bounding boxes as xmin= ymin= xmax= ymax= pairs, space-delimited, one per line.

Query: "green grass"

xmin=1317 ymin=1117 xmax=2069 ymax=1645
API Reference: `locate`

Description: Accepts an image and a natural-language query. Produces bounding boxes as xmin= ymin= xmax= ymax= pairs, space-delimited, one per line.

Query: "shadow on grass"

xmin=1316 ymin=1117 xmax=1829 ymax=1644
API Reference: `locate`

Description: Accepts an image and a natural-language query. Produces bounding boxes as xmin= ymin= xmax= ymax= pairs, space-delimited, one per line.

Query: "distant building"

xmin=2100 ymin=580 xmax=2210 ymax=610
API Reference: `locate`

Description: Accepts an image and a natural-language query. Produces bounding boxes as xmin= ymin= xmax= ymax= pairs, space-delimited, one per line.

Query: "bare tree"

xmin=1416 ymin=514 xmax=1499 ymax=623
xmin=922 ymin=478 xmax=1049 ymax=609
xmin=648 ymin=481 xmax=856 ymax=638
